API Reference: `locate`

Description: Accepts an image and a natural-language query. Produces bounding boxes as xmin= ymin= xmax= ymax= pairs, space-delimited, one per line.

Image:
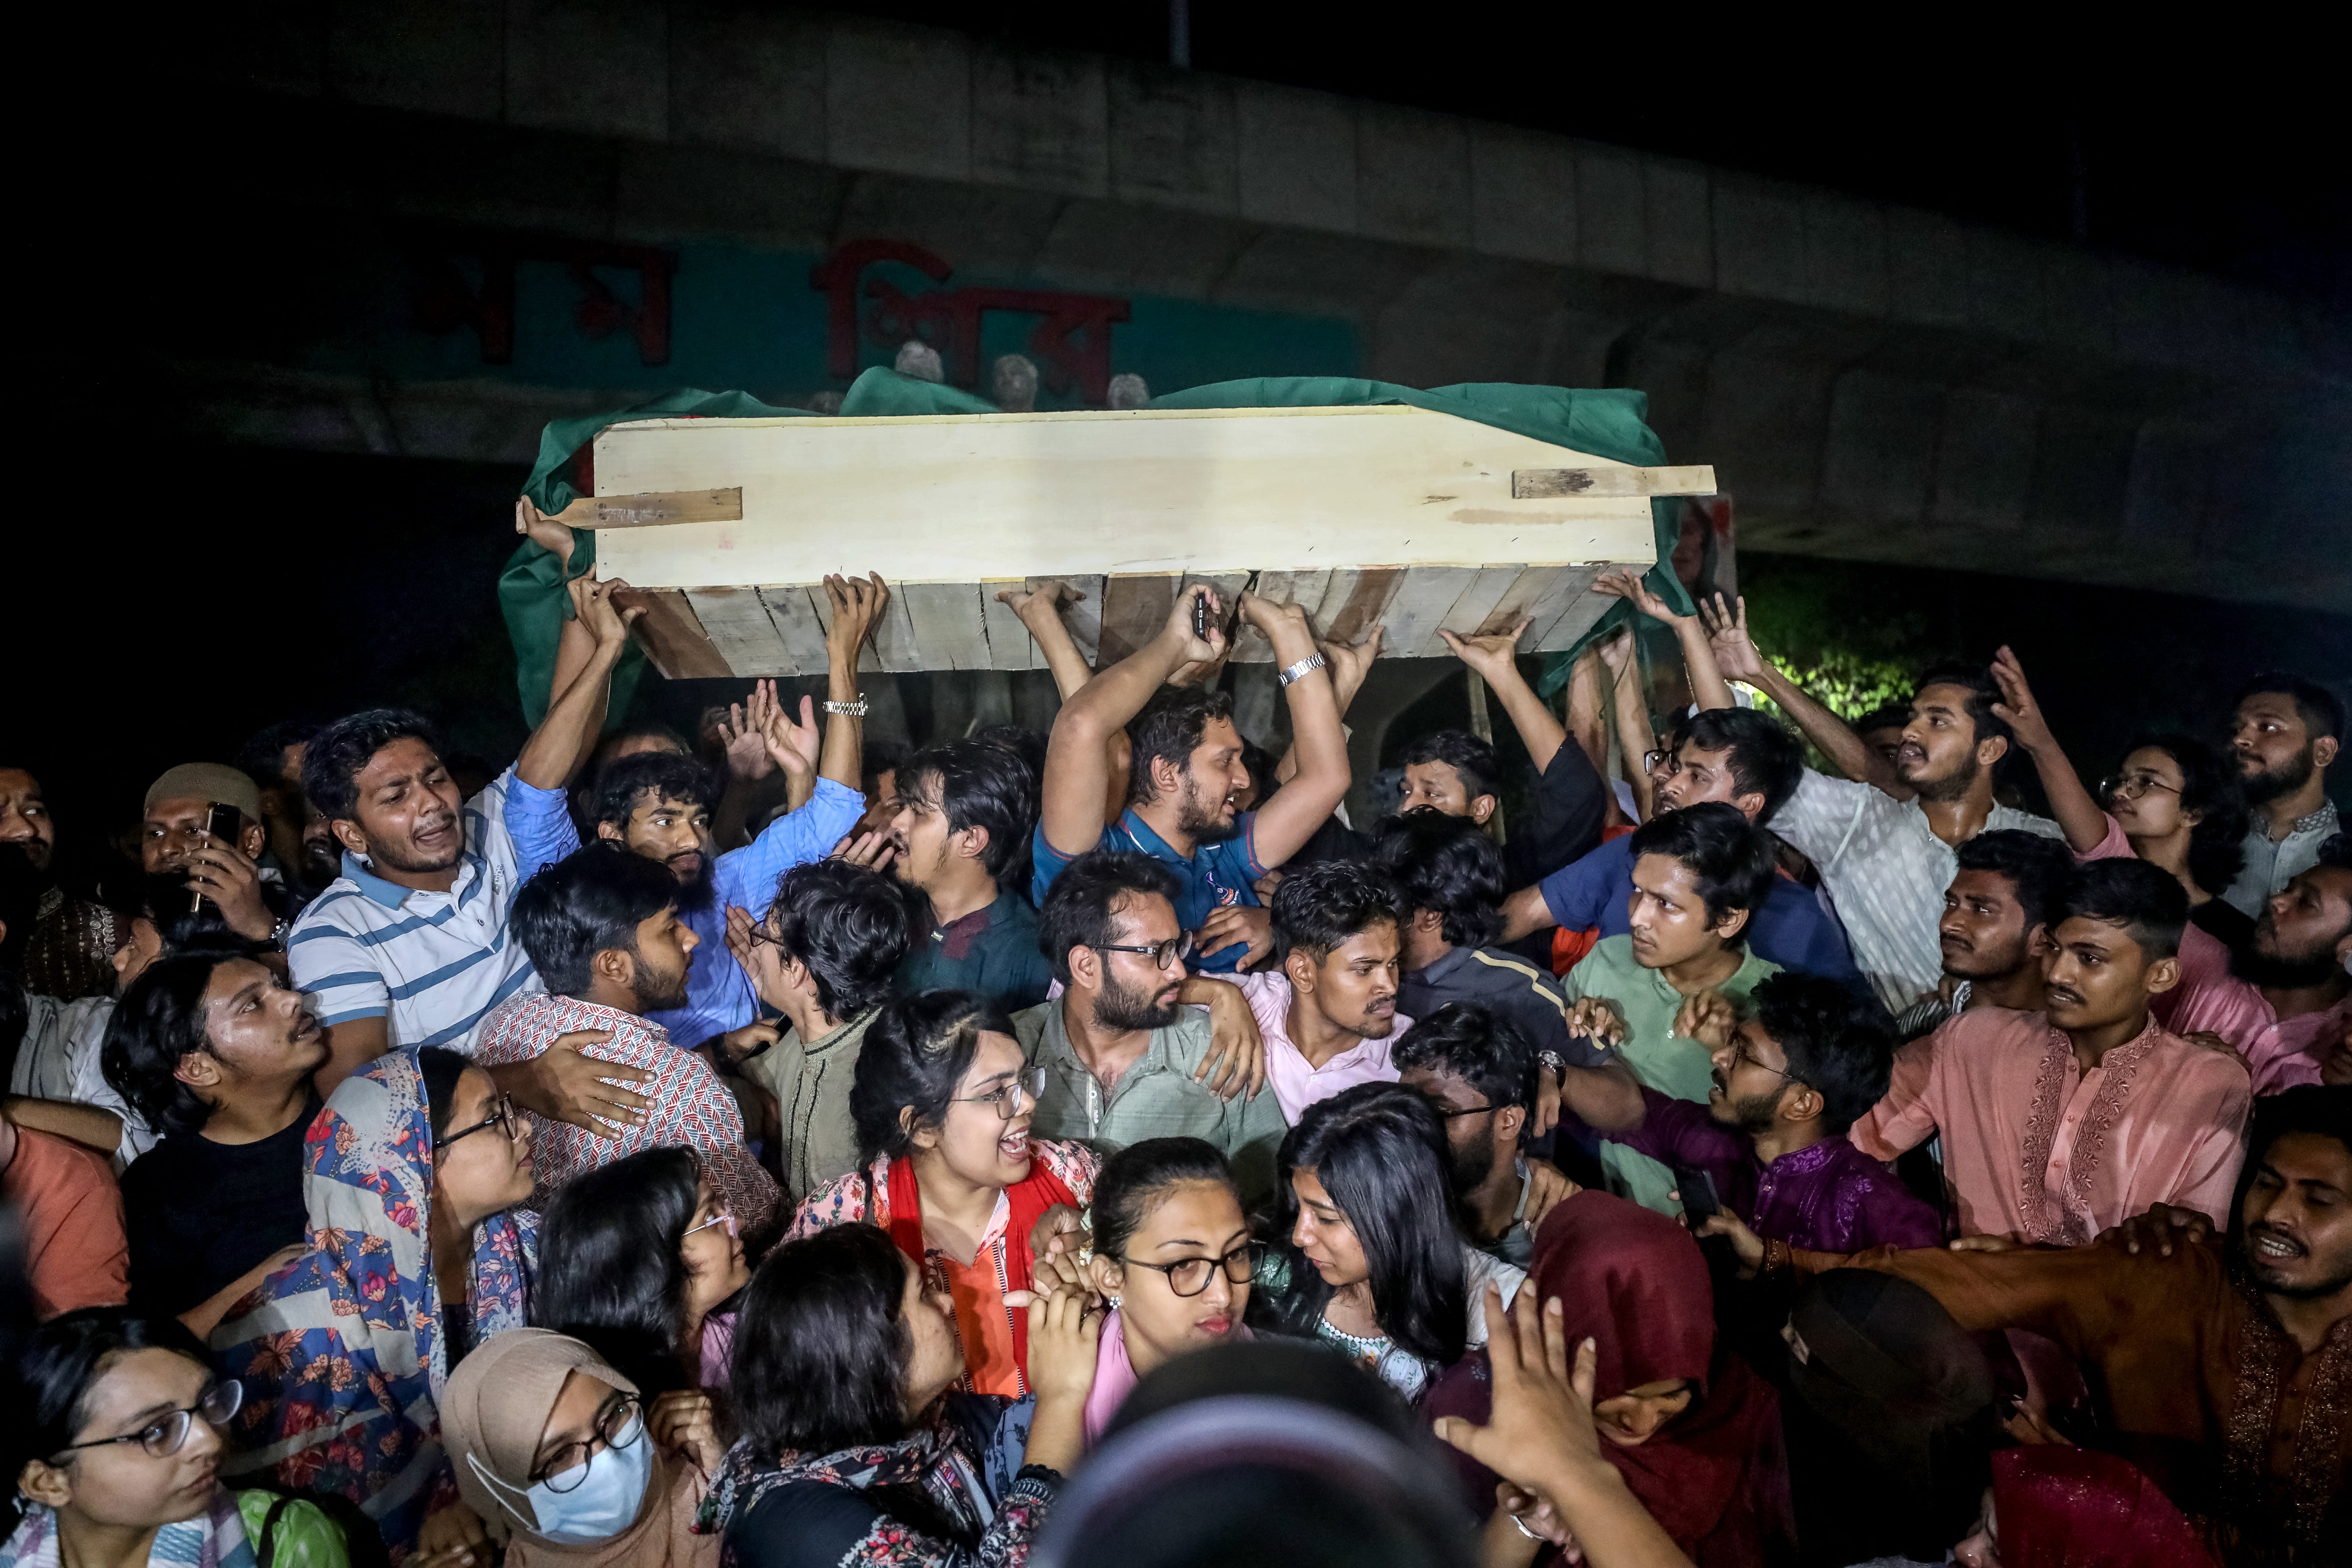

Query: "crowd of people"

xmin=1 ymin=511 xmax=2346 ymax=1568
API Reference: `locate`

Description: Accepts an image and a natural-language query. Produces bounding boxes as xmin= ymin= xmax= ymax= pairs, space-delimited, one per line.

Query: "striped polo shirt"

xmin=286 ymin=769 xmax=542 ymax=1052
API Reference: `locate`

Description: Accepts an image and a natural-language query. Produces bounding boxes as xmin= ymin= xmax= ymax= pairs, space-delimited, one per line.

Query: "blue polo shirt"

xmin=1030 ymin=808 xmax=1267 ymax=975
xmin=1536 ymin=833 xmax=1869 ymax=999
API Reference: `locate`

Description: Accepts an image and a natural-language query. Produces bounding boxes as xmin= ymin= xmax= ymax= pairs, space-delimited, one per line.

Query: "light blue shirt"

xmin=504 ymin=776 xmax=867 ymax=1047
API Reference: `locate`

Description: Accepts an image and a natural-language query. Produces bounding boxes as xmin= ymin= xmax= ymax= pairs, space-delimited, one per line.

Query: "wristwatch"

xmin=1276 ymin=652 xmax=1327 ymax=688
xmin=823 ymin=698 xmax=869 ymax=716
xmin=265 ymin=916 xmax=292 ymax=953
xmin=1536 ymin=1048 xmax=1566 ymax=1079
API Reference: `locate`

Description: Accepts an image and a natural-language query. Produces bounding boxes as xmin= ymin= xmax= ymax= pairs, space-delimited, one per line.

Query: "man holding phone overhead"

xmin=139 ymin=764 xmax=293 ymax=947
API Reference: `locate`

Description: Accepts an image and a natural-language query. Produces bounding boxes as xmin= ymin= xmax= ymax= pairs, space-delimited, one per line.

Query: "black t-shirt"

xmin=121 ymin=1098 xmax=317 ymax=1317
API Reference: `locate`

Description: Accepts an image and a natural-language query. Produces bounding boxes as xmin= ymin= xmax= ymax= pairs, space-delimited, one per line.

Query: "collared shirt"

xmin=1397 ymin=946 xmax=1614 ymax=1079
xmin=2200 ymin=990 xmax=2350 ymax=1097
xmin=1012 ymin=1000 xmax=1292 ymax=1204
xmin=1224 ymin=971 xmax=1411 ymax=1124
xmin=896 ymin=887 xmax=1055 ymax=1011
xmin=471 ymin=991 xmax=783 ymax=1233
xmin=1767 ymin=772 xmax=2131 ymax=1014
xmin=1031 ymin=808 xmax=1267 ymax=975
xmin=7 ymin=993 xmax=148 ymax=1167
xmin=2222 ymin=798 xmax=2342 ymax=917
xmin=287 ymin=770 xmax=540 ymax=1051
xmin=1560 ymin=934 xmax=1781 ymax=1215
xmin=1607 ymin=1087 xmax=1942 ymax=1249
xmin=1535 ymin=832 xmax=1868 ymax=998
xmin=505 ymin=776 xmax=867 ymax=1048
xmin=1854 ymin=1007 xmax=2252 ymax=1243
xmin=744 ymin=1007 xmax=884 ymax=1201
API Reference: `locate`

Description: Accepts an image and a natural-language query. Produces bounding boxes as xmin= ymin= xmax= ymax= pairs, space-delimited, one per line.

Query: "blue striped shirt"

xmin=286 ymin=770 xmax=542 ymax=1053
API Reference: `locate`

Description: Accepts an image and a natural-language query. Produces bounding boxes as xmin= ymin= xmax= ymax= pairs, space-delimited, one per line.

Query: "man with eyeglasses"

xmin=473 ymin=843 xmax=783 ymax=1233
xmin=1014 ymin=850 xmax=1291 ymax=1203
xmin=1548 ymin=972 xmax=1941 ymax=1264
xmin=1393 ymin=1002 xmax=1584 ymax=1268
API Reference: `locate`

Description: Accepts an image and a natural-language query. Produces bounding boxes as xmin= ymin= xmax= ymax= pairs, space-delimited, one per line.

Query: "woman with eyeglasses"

xmin=210 ymin=1046 xmax=539 ymax=1565
xmin=1066 ymin=1137 xmax=1256 ymax=1445
xmin=786 ymin=990 xmax=1099 ymax=1398
xmin=537 ymin=1146 xmax=753 ymax=1397
xmin=438 ymin=1328 xmax=725 ymax=1567
xmin=2103 ymin=733 xmax=2255 ymax=951
xmin=705 ymin=1224 xmax=1095 ymax=1568
xmin=1250 ymin=1081 xmax=1521 ymax=1404
xmin=5 ymin=1307 xmax=350 ymax=1566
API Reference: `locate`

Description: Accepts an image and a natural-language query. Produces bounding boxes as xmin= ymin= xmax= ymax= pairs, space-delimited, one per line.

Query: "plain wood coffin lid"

xmin=587 ymin=403 xmax=1704 ymax=677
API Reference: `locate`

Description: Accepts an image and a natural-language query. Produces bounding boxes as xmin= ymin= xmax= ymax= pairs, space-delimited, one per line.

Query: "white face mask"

xmin=475 ymin=1410 xmax=653 ymax=1544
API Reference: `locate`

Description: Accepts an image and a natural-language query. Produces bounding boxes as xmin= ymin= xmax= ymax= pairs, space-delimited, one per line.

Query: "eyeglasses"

xmin=1425 ymin=1096 xmax=1502 ymax=1120
xmin=1727 ymin=1034 xmax=1802 ymax=1086
xmin=1093 ymin=931 xmax=1194 ymax=971
xmin=437 ymin=1092 xmax=522 ymax=1152
xmin=953 ymin=1065 xmax=1048 ymax=1121
xmin=683 ymin=1206 xmax=738 ymax=1243
xmin=531 ymin=1392 xmax=644 ymax=1490
xmin=48 ymin=1380 xmax=243 ymax=1462
xmin=1119 ymin=1239 xmax=1265 ymax=1297
xmin=2100 ymin=773 xmax=2181 ymax=803
xmin=1642 ymin=749 xmax=1680 ymax=777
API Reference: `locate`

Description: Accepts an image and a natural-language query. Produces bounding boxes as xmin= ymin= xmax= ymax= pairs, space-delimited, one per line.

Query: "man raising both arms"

xmin=1702 ymin=595 xmax=2123 ymax=1015
xmin=1031 ymin=586 xmax=1352 ymax=978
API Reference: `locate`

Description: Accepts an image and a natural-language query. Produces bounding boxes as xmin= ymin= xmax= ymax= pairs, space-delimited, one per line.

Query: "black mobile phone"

xmin=1674 ymin=1167 xmax=1723 ymax=1223
xmin=1192 ymin=588 xmax=1211 ymax=641
xmin=206 ymin=802 xmax=241 ymax=843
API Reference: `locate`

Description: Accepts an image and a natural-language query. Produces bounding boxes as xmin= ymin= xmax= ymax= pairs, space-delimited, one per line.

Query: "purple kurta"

xmin=1609 ymin=1088 xmax=1944 ymax=1252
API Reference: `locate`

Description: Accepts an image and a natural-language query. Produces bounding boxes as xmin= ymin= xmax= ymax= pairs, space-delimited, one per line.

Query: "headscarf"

xmin=1426 ymin=1191 xmax=1789 ymax=1563
xmin=1990 ymin=1446 xmax=2219 ymax=1568
xmin=211 ymin=1051 xmax=536 ymax=1553
xmin=440 ymin=1328 xmax=717 ymax=1568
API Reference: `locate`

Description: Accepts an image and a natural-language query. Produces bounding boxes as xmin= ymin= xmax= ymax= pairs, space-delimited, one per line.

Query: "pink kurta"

xmin=2151 ymin=921 xmax=2271 ymax=1051
xmin=1225 ymin=972 xmax=1410 ymax=1124
xmin=1854 ymin=1007 xmax=2251 ymax=1243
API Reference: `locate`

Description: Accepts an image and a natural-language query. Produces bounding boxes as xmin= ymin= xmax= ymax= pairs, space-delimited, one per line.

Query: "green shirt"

xmin=748 ymin=1006 xmax=882 ymax=1201
xmin=1012 ymin=1000 xmax=1292 ymax=1205
xmin=895 ymin=888 xmax=1055 ymax=1011
xmin=1561 ymin=934 xmax=1781 ymax=1216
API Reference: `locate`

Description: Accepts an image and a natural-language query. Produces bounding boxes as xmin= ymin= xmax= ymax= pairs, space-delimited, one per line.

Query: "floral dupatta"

xmin=210 ymin=1051 xmax=535 ymax=1554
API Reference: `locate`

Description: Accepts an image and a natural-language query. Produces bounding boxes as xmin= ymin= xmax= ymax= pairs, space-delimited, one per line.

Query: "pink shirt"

xmin=2151 ymin=921 xmax=2271 ymax=1051
xmin=1854 ymin=1007 xmax=2251 ymax=1243
xmin=1082 ymin=1305 xmax=1251 ymax=1446
xmin=1226 ymin=972 xmax=1410 ymax=1124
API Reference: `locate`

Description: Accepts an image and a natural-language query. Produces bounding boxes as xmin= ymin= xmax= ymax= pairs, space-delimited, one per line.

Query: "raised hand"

xmin=1437 ymin=616 xmax=1531 ymax=686
xmin=829 ymin=828 xmax=898 ymax=875
xmin=514 ymin=495 xmax=577 ymax=568
xmin=185 ymin=839 xmax=276 ymax=942
xmin=825 ymin=572 xmax=890 ymax=663
xmin=1988 ymin=645 xmax=2059 ymax=754
xmin=719 ymin=679 xmax=781 ymax=781
xmin=1161 ymin=582 xmax=1226 ymax=666
xmin=1670 ymin=990 xmax=1739 ymax=1051
xmin=1432 ymin=1285 xmax=1598 ymax=1487
xmin=1322 ymin=623 xmax=1386 ymax=707
xmin=570 ymin=573 xmax=643 ymax=651
xmin=996 ymin=578 xmax=1085 ymax=622
xmin=1696 ymin=593 xmax=1767 ymax=683
xmin=760 ymin=692 xmax=823 ymax=779
xmin=1596 ymin=625 xmax=1637 ymax=679
xmin=1564 ymin=996 xmax=1627 ymax=1050
xmin=1592 ymin=567 xmax=1685 ymax=626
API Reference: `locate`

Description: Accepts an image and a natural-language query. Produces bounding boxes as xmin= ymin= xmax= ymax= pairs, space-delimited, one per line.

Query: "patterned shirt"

xmin=1767 ymin=771 xmax=2129 ymax=1014
xmin=505 ymin=776 xmax=866 ymax=1048
xmin=1011 ymin=1000 xmax=1292 ymax=1204
xmin=288 ymin=769 xmax=541 ymax=1051
xmin=1608 ymin=1087 xmax=1943 ymax=1251
xmin=788 ymin=1142 xmax=1101 ymax=1397
xmin=1854 ymin=1007 xmax=2252 ymax=1244
xmin=471 ymin=991 xmax=781 ymax=1234
xmin=2223 ymin=798 xmax=2342 ymax=918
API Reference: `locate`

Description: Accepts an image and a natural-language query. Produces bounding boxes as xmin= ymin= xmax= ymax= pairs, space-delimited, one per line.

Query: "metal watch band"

xmin=1276 ymin=652 xmax=1327 ymax=688
xmin=823 ymin=699 xmax=869 ymax=716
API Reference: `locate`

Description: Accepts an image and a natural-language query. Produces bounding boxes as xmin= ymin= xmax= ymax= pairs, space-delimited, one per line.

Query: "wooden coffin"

xmin=582 ymin=404 xmax=1708 ymax=677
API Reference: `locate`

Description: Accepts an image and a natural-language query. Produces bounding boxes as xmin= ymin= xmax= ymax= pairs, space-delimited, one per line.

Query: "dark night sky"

xmin=824 ymin=2 xmax=2349 ymax=303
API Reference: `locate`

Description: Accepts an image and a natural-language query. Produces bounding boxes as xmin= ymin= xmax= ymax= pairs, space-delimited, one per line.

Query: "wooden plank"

xmin=1095 ymin=575 xmax=1179 ymax=668
xmin=804 ymin=581 xmax=885 ymax=675
xmin=1231 ymin=570 xmax=1332 ymax=662
xmin=1471 ymin=567 xmax=1564 ymax=637
xmin=558 ymin=488 xmax=743 ymax=527
xmin=757 ymin=585 xmax=834 ymax=676
xmin=1533 ymin=585 xmax=1615 ymax=652
xmin=1510 ymin=466 xmax=1715 ymax=500
xmin=682 ymin=586 xmax=791 ymax=677
xmin=897 ymin=583 xmax=991 ymax=672
xmin=1376 ymin=567 xmax=1480 ymax=659
xmin=1512 ymin=565 xmax=1603 ymax=648
xmin=1435 ymin=566 xmax=1525 ymax=646
xmin=611 ymin=587 xmax=731 ymax=679
xmin=591 ymin=405 xmax=1659 ymax=592
xmin=979 ymin=582 xmax=1041 ymax=671
xmin=1057 ymin=574 xmax=1108 ymax=668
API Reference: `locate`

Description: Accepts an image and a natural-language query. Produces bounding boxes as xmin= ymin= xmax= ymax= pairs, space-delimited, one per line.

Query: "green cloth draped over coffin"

xmin=499 ymin=370 xmax=1692 ymax=725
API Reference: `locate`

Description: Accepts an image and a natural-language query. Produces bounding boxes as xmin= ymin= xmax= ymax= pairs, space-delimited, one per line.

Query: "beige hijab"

xmin=440 ymin=1329 xmax=718 ymax=1568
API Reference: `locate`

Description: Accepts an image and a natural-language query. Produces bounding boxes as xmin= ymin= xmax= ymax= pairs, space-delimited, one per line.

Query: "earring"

xmin=1106 ymin=1296 xmax=1122 ymax=1310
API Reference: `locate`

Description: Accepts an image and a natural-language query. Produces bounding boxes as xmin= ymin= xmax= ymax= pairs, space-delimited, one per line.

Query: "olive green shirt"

xmin=1012 ymin=1000 xmax=1291 ymax=1205
xmin=747 ymin=1006 xmax=881 ymax=1201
